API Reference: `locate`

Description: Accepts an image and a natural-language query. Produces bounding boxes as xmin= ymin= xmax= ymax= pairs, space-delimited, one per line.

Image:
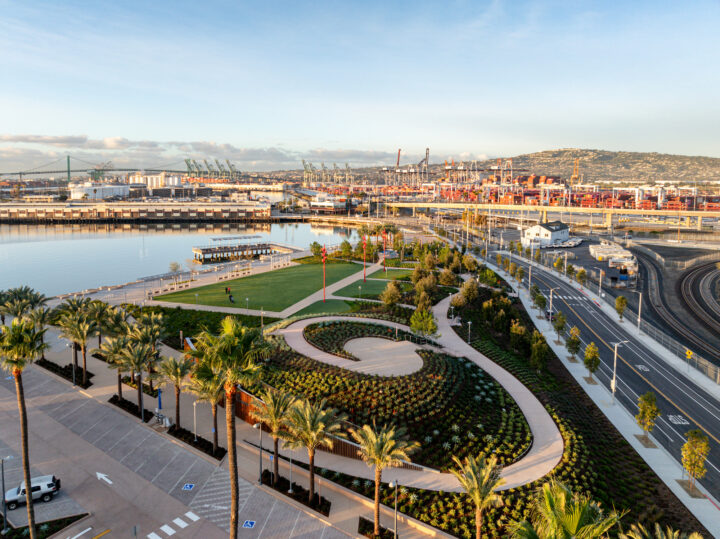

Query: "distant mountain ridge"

xmin=470 ymin=148 xmax=720 ymax=184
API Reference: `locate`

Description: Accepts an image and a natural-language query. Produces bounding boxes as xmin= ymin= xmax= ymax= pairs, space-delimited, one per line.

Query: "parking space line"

xmin=149 ymin=449 xmax=181 ymax=483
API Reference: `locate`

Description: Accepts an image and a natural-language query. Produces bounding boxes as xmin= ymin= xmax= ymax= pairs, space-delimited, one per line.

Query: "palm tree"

xmin=511 ymin=479 xmax=624 ymax=539
xmin=0 ymin=318 xmax=48 ymax=539
xmin=130 ymin=312 xmax=166 ymax=392
xmin=620 ymin=522 xmax=703 ymax=539
xmin=88 ymin=300 xmax=113 ymax=347
xmin=120 ymin=341 xmax=154 ymax=419
xmin=188 ymin=317 xmax=268 ymax=539
xmin=284 ymin=397 xmax=347 ymax=505
xmin=2 ymin=298 xmax=33 ymax=319
xmin=0 ymin=289 xmax=7 ymax=324
xmin=97 ymin=335 xmax=129 ymax=399
xmin=451 ymin=454 xmax=505 ymax=539
xmin=349 ymin=423 xmax=419 ymax=537
xmin=187 ymin=360 xmax=224 ymax=455
xmin=5 ymin=286 xmax=46 ymax=312
xmin=24 ymin=307 xmax=52 ymax=360
xmin=157 ymin=356 xmax=194 ymax=430
xmin=55 ymin=297 xmax=93 ymax=371
xmin=57 ymin=310 xmax=98 ymax=386
xmin=252 ymin=389 xmax=296 ymax=487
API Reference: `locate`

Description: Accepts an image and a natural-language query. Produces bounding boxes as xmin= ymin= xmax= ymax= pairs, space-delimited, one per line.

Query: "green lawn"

xmin=334 ymin=278 xmax=390 ymax=299
xmin=157 ymin=263 xmax=359 ymax=311
xmin=293 ymin=299 xmax=354 ymax=316
xmin=368 ymin=268 xmax=413 ymax=280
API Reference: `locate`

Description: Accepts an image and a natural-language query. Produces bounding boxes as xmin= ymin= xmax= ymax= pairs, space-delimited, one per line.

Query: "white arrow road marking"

xmin=95 ymin=472 xmax=113 ymax=485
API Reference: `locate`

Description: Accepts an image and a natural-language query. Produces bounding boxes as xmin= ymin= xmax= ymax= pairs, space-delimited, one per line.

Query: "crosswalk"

xmin=147 ymin=511 xmax=200 ymax=538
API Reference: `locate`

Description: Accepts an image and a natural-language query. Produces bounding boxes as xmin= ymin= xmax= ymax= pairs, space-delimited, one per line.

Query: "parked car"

xmin=545 ymin=310 xmax=556 ymax=322
xmin=3 ymin=475 xmax=61 ymax=510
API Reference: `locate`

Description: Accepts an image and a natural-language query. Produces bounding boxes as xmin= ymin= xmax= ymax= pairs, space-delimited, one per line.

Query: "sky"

xmin=1 ymin=0 xmax=719 ymax=172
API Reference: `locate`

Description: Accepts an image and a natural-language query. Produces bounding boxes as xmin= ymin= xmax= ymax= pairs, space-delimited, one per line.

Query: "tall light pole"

xmin=549 ymin=287 xmax=559 ymax=317
xmin=467 ymin=321 xmax=472 ymax=343
xmin=1 ymin=455 xmax=13 ymax=535
xmin=193 ymin=401 xmax=198 ymax=442
xmin=389 ymin=480 xmax=399 ymax=538
xmin=253 ymin=423 xmax=263 ymax=485
xmin=135 ymin=372 xmax=144 ymax=422
xmin=611 ymin=341 xmax=629 ymax=404
xmin=288 ymin=454 xmax=294 ymax=494
xmin=528 ymin=265 xmax=532 ymax=291
xmin=246 ymin=297 xmax=249 ymax=311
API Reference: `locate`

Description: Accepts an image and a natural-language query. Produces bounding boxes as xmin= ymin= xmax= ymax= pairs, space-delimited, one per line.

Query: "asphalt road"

xmin=508 ymin=254 xmax=720 ymax=500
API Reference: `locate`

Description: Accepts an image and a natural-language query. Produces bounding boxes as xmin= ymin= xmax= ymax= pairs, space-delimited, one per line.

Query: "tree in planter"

xmin=529 ymin=331 xmax=549 ymax=372
xmin=0 ymin=318 xmax=47 ymax=539
xmin=350 ymin=423 xmax=419 ymax=538
xmin=495 ymin=253 xmax=502 ymax=267
xmin=340 ymin=240 xmax=353 ymax=258
xmin=615 ymin=295 xmax=628 ymax=321
xmin=57 ymin=309 xmax=98 ymax=387
xmin=510 ymin=479 xmax=623 ymax=538
xmin=131 ymin=312 xmax=166 ymax=391
xmin=535 ymin=294 xmax=547 ymax=313
xmin=566 ymin=326 xmax=581 ymax=362
xmin=577 ymin=268 xmax=587 ymax=287
xmin=24 ymin=307 xmax=52 ymax=360
xmin=681 ymin=429 xmax=709 ymax=490
xmin=552 ymin=311 xmax=567 ymax=342
xmin=88 ymin=300 xmax=113 ymax=347
xmin=584 ymin=342 xmax=600 ymax=381
xmin=380 ymin=281 xmax=402 ymax=307
xmin=553 ymin=256 xmax=565 ymax=272
xmin=189 ymin=317 xmax=268 ymax=539
xmin=451 ymin=454 xmax=504 ymax=539
xmin=534 ymin=249 xmax=541 ymax=263
xmin=509 ymin=262 xmax=518 ymax=279
xmin=120 ymin=341 xmax=154 ymax=418
xmin=97 ymin=335 xmax=129 ymax=400
xmin=515 ymin=266 xmax=525 ymax=285
xmin=253 ymin=389 xmax=296 ymax=487
xmin=635 ymin=391 xmax=660 ymax=444
xmin=410 ymin=309 xmax=437 ymax=338
xmin=566 ymin=264 xmax=576 ymax=279
xmin=310 ymin=241 xmax=322 ymax=257
xmin=158 ymin=356 xmax=194 ymax=430
xmin=187 ymin=359 xmax=225 ymax=456
xmin=285 ymin=398 xmax=347 ymax=505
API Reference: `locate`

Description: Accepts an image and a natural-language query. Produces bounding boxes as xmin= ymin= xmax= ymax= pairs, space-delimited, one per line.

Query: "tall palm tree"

xmin=57 ymin=310 xmax=98 ymax=387
xmin=120 ymin=341 xmax=154 ymax=419
xmin=96 ymin=335 xmax=129 ymax=399
xmin=188 ymin=317 xmax=268 ymax=539
xmin=451 ymin=454 xmax=505 ymax=539
xmin=252 ymin=389 xmax=296 ymax=487
xmin=157 ymin=356 xmax=194 ymax=430
xmin=187 ymin=359 xmax=225 ymax=455
xmin=88 ymin=300 xmax=113 ymax=347
xmin=24 ymin=307 xmax=52 ymax=360
xmin=0 ymin=290 xmax=7 ymax=324
xmin=620 ymin=523 xmax=703 ymax=539
xmin=511 ymin=479 xmax=624 ymax=539
xmin=5 ymin=286 xmax=47 ymax=312
xmin=55 ymin=297 xmax=93 ymax=371
xmin=349 ymin=422 xmax=419 ymax=537
xmin=284 ymin=397 xmax=347 ymax=505
xmin=0 ymin=318 xmax=48 ymax=539
xmin=2 ymin=298 xmax=33 ymax=319
xmin=130 ymin=312 xmax=166 ymax=391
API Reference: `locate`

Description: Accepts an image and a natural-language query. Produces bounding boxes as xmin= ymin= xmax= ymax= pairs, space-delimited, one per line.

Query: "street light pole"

xmin=288 ymin=455 xmax=294 ymax=494
xmin=253 ymin=423 xmax=262 ymax=485
xmin=467 ymin=321 xmax=472 ymax=344
xmin=611 ymin=341 xmax=628 ymax=404
xmin=549 ymin=287 xmax=558 ymax=317
xmin=637 ymin=293 xmax=643 ymax=334
xmin=135 ymin=373 xmax=144 ymax=422
xmin=389 ymin=480 xmax=399 ymax=538
xmin=1 ymin=455 xmax=12 ymax=535
xmin=193 ymin=401 xmax=197 ymax=442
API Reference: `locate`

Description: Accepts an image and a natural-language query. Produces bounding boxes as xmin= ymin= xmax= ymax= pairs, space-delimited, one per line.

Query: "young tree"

xmin=620 ymin=522 xmax=703 ymax=539
xmin=577 ymin=268 xmax=587 ymax=287
xmin=424 ymin=252 xmax=437 ymax=271
xmin=463 ymin=254 xmax=478 ymax=273
xmin=410 ymin=309 xmax=438 ymax=338
xmin=461 ymin=279 xmax=480 ymax=304
xmin=615 ymin=295 xmax=628 ymax=321
xmin=535 ymin=294 xmax=547 ymax=312
xmin=509 ymin=319 xmax=526 ymax=352
xmin=495 ymin=253 xmax=502 ymax=267
xmin=187 ymin=359 xmax=225 ymax=456
xmin=451 ymin=455 xmax=505 ymax=539
xmin=635 ymin=392 xmax=661 ymax=443
xmin=566 ymin=326 xmax=581 ymax=362
xmin=340 ymin=239 xmax=353 ymax=258
xmin=310 ymin=241 xmax=322 ymax=257
xmin=350 ymin=423 xmax=419 ymax=537
xmin=168 ymin=261 xmax=182 ymax=273
xmin=553 ymin=311 xmax=567 ymax=341
xmin=584 ymin=342 xmax=600 ymax=381
xmin=530 ymin=333 xmax=549 ymax=372
xmin=415 ymin=291 xmax=431 ymax=312
xmin=566 ymin=264 xmax=576 ymax=279
xmin=57 ymin=309 xmax=98 ymax=387
xmin=553 ymin=256 xmax=565 ymax=272
xmin=411 ymin=264 xmax=428 ymax=285
xmin=515 ymin=266 xmax=525 ymax=285
xmin=380 ymin=281 xmax=402 ymax=307
xmin=534 ymin=249 xmax=541 ymax=263
xmin=682 ymin=429 xmax=710 ymax=490
xmin=439 ymin=268 xmax=458 ymax=286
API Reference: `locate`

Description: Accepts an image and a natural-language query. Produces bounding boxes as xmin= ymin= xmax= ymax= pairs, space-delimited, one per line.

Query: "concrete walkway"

xmin=274 ymin=310 xmax=565 ymax=491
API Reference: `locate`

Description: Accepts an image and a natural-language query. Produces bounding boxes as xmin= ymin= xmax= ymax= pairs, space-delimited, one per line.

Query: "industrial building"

xmin=521 ymin=221 xmax=569 ymax=248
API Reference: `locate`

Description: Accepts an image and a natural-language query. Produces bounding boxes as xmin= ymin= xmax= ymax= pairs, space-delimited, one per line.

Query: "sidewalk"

xmin=486 ymin=258 xmax=720 ymax=538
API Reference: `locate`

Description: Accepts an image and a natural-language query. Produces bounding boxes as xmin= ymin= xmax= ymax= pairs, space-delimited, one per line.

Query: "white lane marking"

xmin=159 ymin=524 xmax=175 ymax=536
xmin=147 ymin=534 xmax=162 ymax=539
xmin=172 ymin=518 xmax=187 ymax=529
xmin=185 ymin=511 xmax=200 ymax=521
xmin=68 ymin=527 xmax=93 ymax=539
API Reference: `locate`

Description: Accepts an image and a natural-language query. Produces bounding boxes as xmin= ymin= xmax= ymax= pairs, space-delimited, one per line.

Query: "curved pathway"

xmin=273 ymin=303 xmax=565 ymax=491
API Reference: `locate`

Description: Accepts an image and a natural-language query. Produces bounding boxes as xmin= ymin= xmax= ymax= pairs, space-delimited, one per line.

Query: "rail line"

xmin=679 ymin=262 xmax=720 ymax=335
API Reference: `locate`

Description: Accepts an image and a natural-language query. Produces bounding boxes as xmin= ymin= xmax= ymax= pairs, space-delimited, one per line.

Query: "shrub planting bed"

xmin=121 ymin=375 xmax=159 ymax=398
xmin=36 ymin=359 xmax=94 ymax=389
xmin=303 ymin=321 xmax=429 ymax=360
xmin=255 ymin=348 xmax=531 ymax=470
xmin=168 ymin=425 xmax=226 ymax=460
xmin=359 ymin=516 xmax=394 ymax=539
xmin=260 ymin=470 xmax=331 ymax=516
xmin=108 ymin=394 xmax=154 ymax=422
xmin=0 ymin=513 xmax=88 ymax=539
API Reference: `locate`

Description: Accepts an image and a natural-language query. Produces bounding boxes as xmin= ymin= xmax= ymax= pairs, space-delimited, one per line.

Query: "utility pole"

xmin=637 ymin=292 xmax=643 ymax=333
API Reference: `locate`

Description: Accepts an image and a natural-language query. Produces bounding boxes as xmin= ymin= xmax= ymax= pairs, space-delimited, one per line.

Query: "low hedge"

xmin=168 ymin=425 xmax=226 ymax=460
xmin=108 ymin=394 xmax=154 ymax=422
xmin=36 ymin=359 xmax=94 ymax=389
xmin=260 ymin=469 xmax=331 ymax=516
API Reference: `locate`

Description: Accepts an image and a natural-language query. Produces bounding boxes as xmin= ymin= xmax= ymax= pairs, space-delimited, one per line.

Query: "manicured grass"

xmin=334 ymin=278 xmax=390 ymax=299
xmin=157 ymin=263 xmax=359 ymax=311
xmin=293 ymin=299 xmax=354 ymax=316
xmin=368 ymin=268 xmax=413 ymax=280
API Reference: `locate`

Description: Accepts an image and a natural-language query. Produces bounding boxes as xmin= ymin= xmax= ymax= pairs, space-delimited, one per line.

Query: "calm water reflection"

xmin=0 ymin=222 xmax=357 ymax=296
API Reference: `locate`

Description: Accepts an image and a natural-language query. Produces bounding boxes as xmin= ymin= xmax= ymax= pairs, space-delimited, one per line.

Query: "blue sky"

xmin=1 ymin=0 xmax=718 ymax=171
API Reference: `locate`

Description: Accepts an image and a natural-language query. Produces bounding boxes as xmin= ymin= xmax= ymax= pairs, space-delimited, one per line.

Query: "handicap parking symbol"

xmin=242 ymin=520 xmax=256 ymax=529
xmin=182 ymin=483 xmax=195 ymax=491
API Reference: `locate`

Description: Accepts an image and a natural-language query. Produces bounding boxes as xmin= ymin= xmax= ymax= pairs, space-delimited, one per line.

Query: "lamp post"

xmin=358 ymin=285 xmax=361 ymax=299
xmin=611 ymin=341 xmax=629 ymax=404
xmin=1 ymin=455 xmax=13 ymax=535
xmin=66 ymin=343 xmax=76 ymax=387
xmin=253 ymin=423 xmax=263 ymax=485
xmin=193 ymin=401 xmax=198 ymax=442
xmin=549 ymin=287 xmax=559 ymax=318
xmin=246 ymin=297 xmax=249 ymax=311
xmin=389 ymin=480 xmax=399 ymax=538
xmin=467 ymin=321 xmax=472 ymax=344
xmin=135 ymin=373 xmax=144 ymax=422
xmin=288 ymin=454 xmax=294 ymax=494
xmin=598 ymin=270 xmax=604 ymax=297
xmin=321 ymin=245 xmax=327 ymax=302
xmin=261 ymin=309 xmax=264 ymax=335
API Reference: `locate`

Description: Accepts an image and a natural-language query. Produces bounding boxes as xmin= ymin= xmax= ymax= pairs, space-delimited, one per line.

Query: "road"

xmin=508 ymin=254 xmax=720 ymax=500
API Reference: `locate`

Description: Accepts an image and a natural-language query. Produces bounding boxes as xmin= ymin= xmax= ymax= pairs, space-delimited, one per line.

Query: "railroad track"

xmin=635 ymin=251 xmax=720 ymax=359
xmin=679 ymin=262 xmax=720 ymax=336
